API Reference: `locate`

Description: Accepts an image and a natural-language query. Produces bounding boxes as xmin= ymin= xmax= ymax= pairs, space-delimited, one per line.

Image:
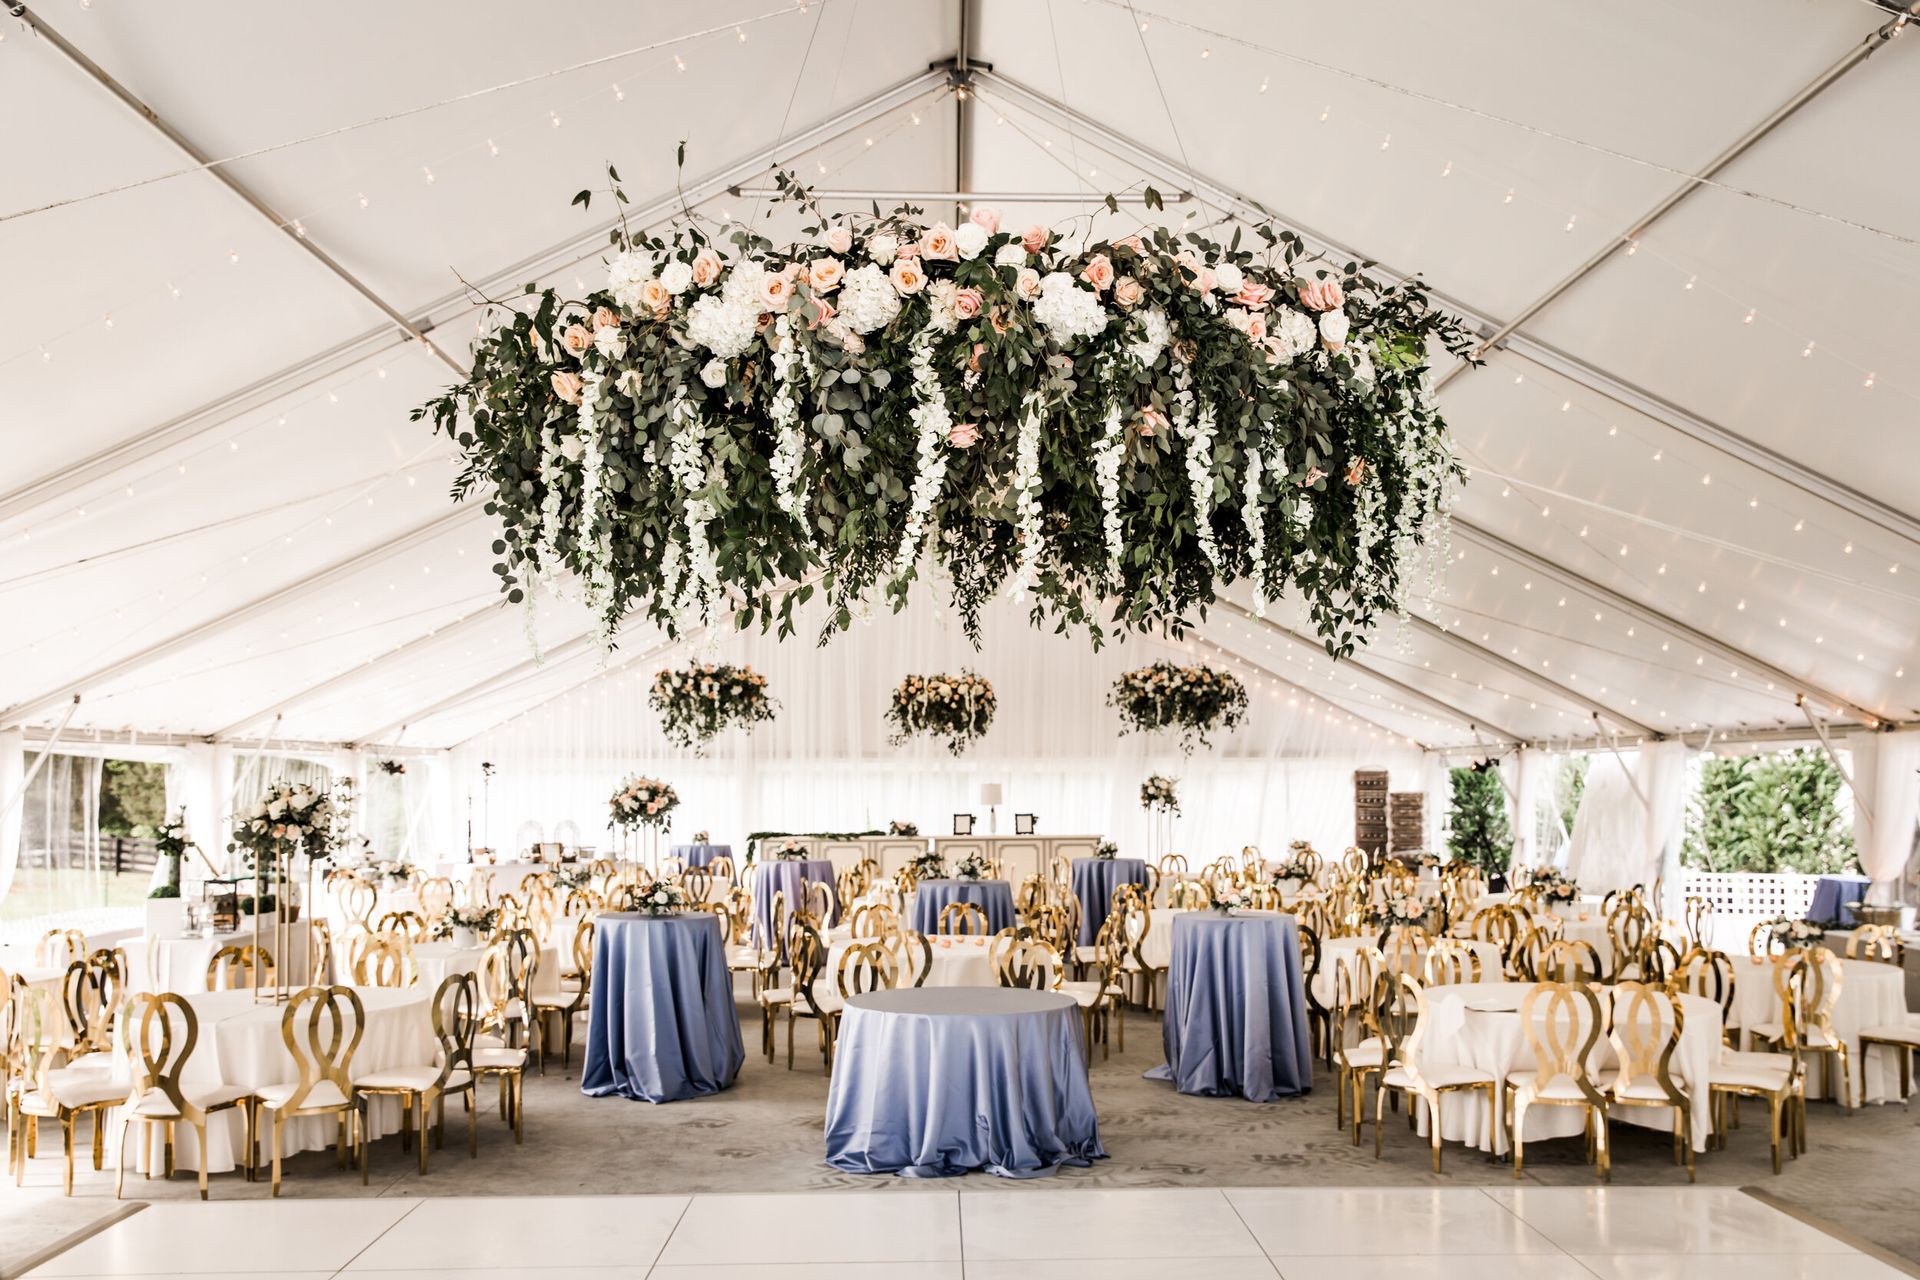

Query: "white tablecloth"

xmin=1315 ymin=936 xmax=1505 ymax=1007
xmin=824 ymin=934 xmax=995 ymax=988
xmin=110 ymin=986 xmax=436 ymax=1174
xmin=1731 ymin=954 xmax=1909 ymax=1105
xmin=136 ymin=930 xmax=316 ymax=994
xmin=1415 ymin=980 xmax=1720 ymax=1153
xmin=413 ymin=939 xmax=564 ymax=996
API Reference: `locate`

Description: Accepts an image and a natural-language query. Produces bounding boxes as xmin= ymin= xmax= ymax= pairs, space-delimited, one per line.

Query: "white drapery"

xmin=0 ymin=729 xmax=23 ymax=907
xmin=1565 ymin=742 xmax=1688 ymax=899
xmin=1851 ymin=728 xmax=1920 ymax=902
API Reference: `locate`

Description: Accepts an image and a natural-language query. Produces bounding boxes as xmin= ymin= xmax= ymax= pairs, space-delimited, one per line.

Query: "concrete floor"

xmin=6 ymin=989 xmax=1917 ymax=1278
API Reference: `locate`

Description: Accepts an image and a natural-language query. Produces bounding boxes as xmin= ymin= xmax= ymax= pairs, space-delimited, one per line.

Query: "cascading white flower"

xmin=891 ymin=325 xmax=954 ymax=579
xmin=1169 ymin=365 xmax=1221 ymax=575
xmin=1242 ymin=444 xmax=1267 ymax=614
xmin=1093 ymin=397 xmax=1128 ymax=586
xmin=573 ymin=372 xmax=617 ymax=641
xmin=534 ymin=415 xmax=567 ymax=579
xmin=666 ymin=388 xmax=720 ymax=630
xmin=1008 ymin=393 xmax=1047 ymax=600
xmin=768 ymin=315 xmax=810 ymax=528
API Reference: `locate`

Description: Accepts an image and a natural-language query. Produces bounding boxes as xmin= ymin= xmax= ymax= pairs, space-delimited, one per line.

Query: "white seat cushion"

xmin=127 ymin=1082 xmax=251 ymax=1117
xmin=1339 ymin=1041 xmax=1386 ymax=1069
xmin=64 ymin=1051 xmax=115 ymax=1074
xmin=758 ymin=987 xmax=794 ymax=1007
xmin=1714 ymin=1061 xmax=1791 ymax=1090
xmin=356 ymin=1066 xmax=473 ymax=1091
xmin=472 ymin=1046 xmax=525 ymax=1069
xmin=1749 ymin=1020 xmax=1839 ymax=1048
xmin=1860 ymin=1024 xmax=1920 ymax=1046
xmin=19 ymin=1070 xmax=125 ymax=1110
xmin=1612 ymin=1076 xmax=1687 ymax=1103
xmin=1058 ymin=981 xmax=1103 ymax=1008
xmin=1506 ymin=1069 xmax=1614 ymax=1102
xmin=256 ymin=1080 xmax=349 ymax=1110
xmin=1386 ymin=1063 xmax=1494 ymax=1090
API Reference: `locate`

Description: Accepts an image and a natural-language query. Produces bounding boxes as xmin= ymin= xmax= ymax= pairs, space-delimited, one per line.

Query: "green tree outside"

xmin=99 ymin=759 xmax=167 ymax=837
xmin=1681 ymin=748 xmax=1857 ymax=874
xmin=1448 ymin=763 xmax=1513 ymax=874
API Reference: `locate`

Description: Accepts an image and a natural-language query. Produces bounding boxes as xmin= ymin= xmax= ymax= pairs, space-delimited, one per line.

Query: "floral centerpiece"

xmin=554 ymin=864 xmax=593 ymax=891
xmin=608 ymin=775 xmax=679 ymax=829
xmin=1094 ymin=840 xmax=1119 ymax=860
xmin=229 ymin=781 xmax=342 ymax=877
xmin=1521 ymin=866 xmax=1578 ymax=906
xmin=649 ymin=661 xmax=777 ymax=751
xmin=1371 ymin=893 xmax=1427 ymax=930
xmin=1209 ymin=883 xmax=1255 ymax=913
xmin=908 ymin=850 xmax=946 ymax=880
xmin=769 ymin=838 xmax=811 ymax=861
xmin=150 ymin=809 xmax=194 ymax=899
xmin=888 ymin=820 xmax=919 ymax=836
xmin=692 ymin=829 xmax=710 ymax=843
xmin=1140 ymin=775 xmax=1180 ymax=814
xmin=1764 ymin=917 xmax=1826 ymax=948
xmin=623 ymin=875 xmax=691 ymax=916
xmin=1273 ymin=847 xmax=1318 ymax=882
xmin=887 ymin=671 xmax=994 ymax=755
xmin=416 ymin=170 xmax=1470 ymax=658
xmin=1108 ymin=660 xmax=1249 ymax=752
xmin=953 ymin=852 xmax=994 ymax=882
xmin=440 ymin=904 xmax=500 ymax=946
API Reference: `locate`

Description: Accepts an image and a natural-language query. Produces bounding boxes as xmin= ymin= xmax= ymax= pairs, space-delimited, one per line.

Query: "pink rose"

xmin=758 ymin=272 xmax=794 ymax=310
xmin=969 ymin=206 xmax=1001 ymax=234
xmin=1021 ymin=225 xmax=1049 ymax=254
xmin=806 ymin=296 xmax=836 ymax=329
xmin=808 ymin=257 xmax=844 ymax=293
xmin=690 ymin=248 xmax=723 ymax=287
xmin=889 ymin=259 xmax=927 ymax=294
xmin=948 ymin=421 xmax=981 ymax=447
xmin=826 ymin=226 xmax=853 ymax=254
xmin=1112 ymin=234 xmax=1145 ymax=255
xmin=951 ymin=286 xmax=983 ymax=320
xmin=550 ymin=371 xmax=584 ymax=404
xmin=893 ymin=238 xmax=921 ymax=261
xmin=920 ymin=223 xmax=958 ymax=262
xmin=1226 ymin=307 xmax=1267 ymax=341
xmin=559 ymin=324 xmax=593 ymax=358
xmin=1014 ymin=267 xmax=1042 ymax=301
xmin=1112 ymin=276 xmax=1144 ymax=309
xmin=1234 ymin=281 xmax=1275 ymax=309
xmin=1297 ymin=277 xmax=1345 ymax=312
xmin=1192 ymin=267 xmax=1216 ymax=295
xmin=1135 ymin=407 xmax=1169 ymax=437
xmin=1080 ymin=253 xmax=1115 ymax=292
xmin=592 ymin=305 xmax=619 ymax=330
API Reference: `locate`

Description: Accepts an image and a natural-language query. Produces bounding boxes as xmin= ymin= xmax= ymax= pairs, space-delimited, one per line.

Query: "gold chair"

xmin=1118 ymin=904 xmax=1167 ymax=1009
xmin=1540 ymin=939 xmax=1605 ymax=984
xmin=334 ymin=876 xmax=377 ymax=932
xmin=1709 ymin=967 xmax=1806 ymax=1174
xmin=937 ymin=901 xmax=988 ymax=937
xmin=1506 ymin=982 xmax=1611 ymax=1181
xmin=1748 ymin=947 xmax=1851 ymax=1107
xmin=1607 ymin=982 xmax=1695 ymax=1180
xmin=114 ymin=992 xmax=256 ymax=1200
xmin=1333 ymin=945 xmax=1388 ymax=1142
xmin=1422 ymin=938 xmax=1485 ymax=986
xmin=1369 ymin=971 xmax=1496 ymax=1172
xmin=36 ymin=928 xmax=87 ymax=969
xmin=1469 ymin=905 xmax=1524 ymax=972
xmin=471 ymin=944 xmax=532 ymax=1143
xmin=1683 ymin=894 xmax=1714 ymax=947
xmin=807 ymin=939 xmax=898 ymax=1074
xmin=1846 ymin=924 xmax=1904 ymax=966
xmin=306 ymin=918 xmax=334 ymax=984
xmin=682 ymin=867 xmax=714 ymax=905
xmin=1668 ymin=946 xmax=1736 ymax=1042
xmin=1859 ymin=1019 xmax=1920 ymax=1101
xmin=1607 ymin=904 xmax=1657 ymax=980
xmin=376 ymin=910 xmax=431 ymax=943
xmin=884 ymin=929 xmax=936 ymax=989
xmin=6 ymin=996 xmax=123 ymax=1194
xmin=531 ymin=917 xmax=595 ymax=1072
xmin=353 ymin=972 xmax=481 ymax=1177
xmin=59 ymin=951 xmax=125 ymax=1070
xmin=351 ymin=931 xmax=418 ymax=989
xmin=206 ymin=944 xmax=275 ymax=992
xmin=253 ymin=984 xmax=365 ymax=1196
xmin=849 ymin=903 xmax=900 ymax=937
xmin=780 ymin=921 xmax=834 ymax=1071
xmin=759 ymin=916 xmax=816 ymax=1066
xmin=417 ymin=876 xmax=456 ymax=925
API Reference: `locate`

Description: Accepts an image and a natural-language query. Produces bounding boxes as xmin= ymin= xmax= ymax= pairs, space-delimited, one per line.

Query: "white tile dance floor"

xmin=22 ymin=1186 xmax=1910 ymax=1279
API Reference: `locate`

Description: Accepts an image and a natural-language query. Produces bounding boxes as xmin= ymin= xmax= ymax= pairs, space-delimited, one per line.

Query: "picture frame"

xmin=1014 ymin=813 xmax=1037 ymax=835
xmin=952 ymin=813 xmax=975 ymax=836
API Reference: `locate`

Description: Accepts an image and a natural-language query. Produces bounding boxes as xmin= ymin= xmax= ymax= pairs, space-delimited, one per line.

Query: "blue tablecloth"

xmin=672 ymin=843 xmax=732 ymax=868
xmin=1146 ymin=910 xmax=1314 ymax=1102
xmin=911 ymin=879 xmax=1015 ymax=934
xmin=750 ymin=858 xmax=840 ymax=952
xmin=1071 ymin=857 xmax=1149 ymax=944
xmin=581 ymin=911 xmax=745 ymax=1104
xmin=1806 ymin=874 xmax=1871 ymax=926
xmin=824 ymin=987 xmax=1106 ymax=1178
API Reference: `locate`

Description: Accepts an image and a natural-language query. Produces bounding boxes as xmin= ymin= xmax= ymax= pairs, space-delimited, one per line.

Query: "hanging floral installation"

xmin=608 ymin=774 xmax=679 ymax=829
xmin=1108 ymin=659 xmax=1249 ymax=752
xmin=886 ymin=671 xmax=995 ymax=755
xmin=417 ymin=165 xmax=1472 ymax=657
xmin=649 ymin=661 xmax=778 ymax=751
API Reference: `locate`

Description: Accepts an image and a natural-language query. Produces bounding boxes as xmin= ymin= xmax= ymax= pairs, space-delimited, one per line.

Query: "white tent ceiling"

xmin=1 ymin=0 xmax=1915 ymax=756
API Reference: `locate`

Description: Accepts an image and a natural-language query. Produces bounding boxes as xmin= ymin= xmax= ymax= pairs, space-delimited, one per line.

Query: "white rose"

xmin=700 ymin=358 xmax=728 ymax=388
xmin=954 ymin=222 xmax=989 ymax=260
xmin=659 ymin=261 xmax=694 ymax=295
xmin=867 ymin=233 xmax=899 ymax=265
xmin=1319 ymin=309 xmax=1350 ymax=350
xmin=592 ymin=326 xmax=626 ymax=359
xmin=994 ymin=243 xmax=1027 ymax=268
xmin=1214 ymin=261 xmax=1245 ymax=293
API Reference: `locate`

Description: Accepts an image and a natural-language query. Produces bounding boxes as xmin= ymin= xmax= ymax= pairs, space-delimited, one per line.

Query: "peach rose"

xmin=1014 ymin=267 xmax=1042 ymax=301
xmin=825 ymin=225 xmax=853 ymax=254
xmin=637 ymin=277 xmax=671 ymax=317
xmin=550 ymin=371 xmax=584 ymax=404
xmin=1345 ymin=457 xmax=1368 ymax=485
xmin=920 ymin=222 xmax=959 ymax=262
xmin=948 ymin=421 xmax=981 ymax=447
xmin=1021 ymin=224 xmax=1049 ymax=254
xmin=808 ymin=257 xmax=845 ymax=293
xmin=592 ymin=305 xmax=619 ymax=330
xmin=1297 ymin=277 xmax=1345 ymax=312
xmin=889 ymin=259 xmax=927 ymax=294
xmin=559 ymin=323 xmax=593 ymax=358
xmin=690 ymin=248 xmax=723 ymax=287
xmin=806 ymin=296 xmax=836 ymax=329
xmin=1192 ymin=267 xmax=1216 ymax=295
xmin=1112 ymin=276 xmax=1145 ymax=309
xmin=1080 ymin=253 xmax=1115 ymax=292
xmin=1234 ymin=281 xmax=1275 ymax=309
xmin=1226 ymin=307 xmax=1267 ymax=341
xmin=969 ymin=206 xmax=1001 ymax=234
xmin=780 ymin=261 xmax=803 ymax=282
xmin=758 ymin=272 xmax=794 ymax=310
xmin=1112 ymin=234 xmax=1145 ymax=255
xmin=893 ymin=238 xmax=921 ymax=261
xmin=1135 ymin=407 xmax=1169 ymax=437
xmin=951 ymin=286 xmax=983 ymax=320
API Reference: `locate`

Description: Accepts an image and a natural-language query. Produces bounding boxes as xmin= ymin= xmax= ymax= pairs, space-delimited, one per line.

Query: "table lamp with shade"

xmin=980 ymin=783 xmax=1003 ymax=834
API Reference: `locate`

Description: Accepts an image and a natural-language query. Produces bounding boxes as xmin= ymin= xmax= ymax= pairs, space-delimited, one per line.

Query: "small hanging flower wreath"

xmin=886 ymin=670 xmax=995 ymax=755
xmin=649 ymin=661 xmax=778 ymax=751
xmin=1109 ymin=660 xmax=1248 ymax=752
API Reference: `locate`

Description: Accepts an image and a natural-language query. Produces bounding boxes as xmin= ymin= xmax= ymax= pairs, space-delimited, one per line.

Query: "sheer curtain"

xmin=447 ymin=591 xmax=1424 ymax=861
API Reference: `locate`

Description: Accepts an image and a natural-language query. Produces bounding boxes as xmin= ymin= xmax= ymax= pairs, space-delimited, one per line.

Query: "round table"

xmin=910 ymin=879 xmax=1015 ymax=935
xmin=1070 ymin=858 xmax=1149 ymax=945
xmin=1315 ymin=935 xmax=1506 ymax=1007
xmin=672 ymin=843 xmax=732 ymax=868
xmin=581 ymin=912 xmax=744 ymax=1104
xmin=110 ymin=986 xmax=435 ymax=1173
xmin=823 ymin=987 xmax=1105 ymax=1178
xmin=1732 ymin=953 xmax=1909 ymax=1104
xmin=413 ymin=938 xmax=563 ymax=997
xmin=827 ymin=933 xmax=994 ymax=987
xmin=750 ymin=859 xmax=841 ymax=952
xmin=140 ymin=929 xmax=316 ymax=994
xmin=1147 ymin=910 xmax=1315 ymax=1102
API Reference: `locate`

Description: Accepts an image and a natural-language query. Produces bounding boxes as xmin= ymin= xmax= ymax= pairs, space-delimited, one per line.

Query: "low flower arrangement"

xmin=229 ymin=781 xmax=342 ymax=867
xmin=650 ymin=662 xmax=777 ymax=751
xmin=1210 ymin=884 xmax=1256 ymax=913
xmin=888 ymin=820 xmax=919 ymax=836
xmin=1371 ymin=893 xmax=1427 ymax=929
xmin=609 ymin=775 xmax=679 ymax=829
xmin=554 ymin=864 xmax=593 ymax=891
xmin=908 ymin=850 xmax=946 ymax=880
xmin=1108 ymin=660 xmax=1249 ymax=752
xmin=1521 ymin=866 xmax=1578 ymax=906
xmin=1094 ymin=840 xmax=1119 ymax=860
xmin=887 ymin=671 xmax=995 ymax=754
xmin=692 ymin=829 xmax=711 ymax=843
xmin=1273 ymin=853 xmax=1317 ymax=882
xmin=623 ymin=875 xmax=690 ymax=916
xmin=769 ymin=838 xmax=811 ymax=861
xmin=1765 ymin=917 xmax=1826 ymax=947
xmin=953 ymin=852 xmax=994 ymax=882
xmin=1140 ymin=774 xmax=1180 ymax=815
xmin=439 ymin=905 xmax=500 ymax=941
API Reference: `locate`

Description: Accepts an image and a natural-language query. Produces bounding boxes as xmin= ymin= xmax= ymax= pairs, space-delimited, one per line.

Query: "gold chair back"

xmin=1540 ymin=938 xmax=1605 ymax=984
xmin=335 ymin=876 xmax=377 ymax=930
xmin=835 ymin=940 xmax=898 ymax=999
xmin=1607 ymin=981 xmax=1687 ymax=1109
xmin=1517 ymin=981 xmax=1608 ymax=1108
xmin=277 ymin=984 xmax=365 ymax=1111
xmin=351 ymin=930 xmax=417 ymax=988
xmin=38 ymin=927 xmax=87 ymax=968
xmin=1422 ymin=938 xmax=1484 ymax=985
xmin=682 ymin=867 xmax=714 ymax=905
xmin=306 ymin=917 xmax=333 ymax=984
xmin=206 ymin=944 xmax=275 ymax=992
xmin=998 ymin=938 xmax=1063 ymax=991
xmin=1846 ymin=924 xmax=1903 ymax=965
xmin=376 ymin=909 xmax=430 ymax=942
xmin=122 ymin=991 xmax=202 ymax=1118
xmin=849 ymin=903 xmax=900 ymax=938
xmin=1683 ymin=894 xmax=1713 ymax=946
xmin=416 ymin=876 xmax=455 ymax=924
xmin=937 ymin=901 xmax=988 ymax=936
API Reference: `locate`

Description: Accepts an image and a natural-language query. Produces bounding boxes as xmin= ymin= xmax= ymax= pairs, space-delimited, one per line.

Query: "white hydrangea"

xmin=1347 ymin=342 xmax=1376 ymax=388
xmin=994 ymin=243 xmax=1027 ymax=268
xmin=954 ymin=222 xmax=989 ymax=260
xmin=1272 ymin=307 xmax=1316 ymax=362
xmin=927 ymin=280 xmax=961 ymax=333
xmin=721 ymin=261 xmax=768 ymax=306
xmin=838 ymin=263 xmax=902 ymax=335
xmin=1213 ymin=261 xmax=1245 ymax=294
xmin=606 ymin=250 xmax=652 ymax=314
xmin=1032 ymin=273 xmax=1108 ymax=343
xmin=659 ymin=260 xmax=694 ymax=295
xmin=1130 ymin=307 xmax=1170 ymax=367
xmin=685 ymin=294 xmax=759 ymax=358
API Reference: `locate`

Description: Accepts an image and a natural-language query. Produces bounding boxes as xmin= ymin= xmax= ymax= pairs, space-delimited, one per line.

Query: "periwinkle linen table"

xmin=1070 ymin=857 xmax=1150 ymax=944
xmin=1806 ymin=874 xmax=1871 ymax=926
xmin=750 ymin=858 xmax=841 ymax=951
xmin=672 ymin=842 xmax=732 ymax=869
xmin=581 ymin=911 xmax=744 ymax=1103
xmin=1146 ymin=910 xmax=1315 ymax=1102
xmin=910 ymin=878 xmax=1015 ymax=935
xmin=824 ymin=987 xmax=1106 ymax=1178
